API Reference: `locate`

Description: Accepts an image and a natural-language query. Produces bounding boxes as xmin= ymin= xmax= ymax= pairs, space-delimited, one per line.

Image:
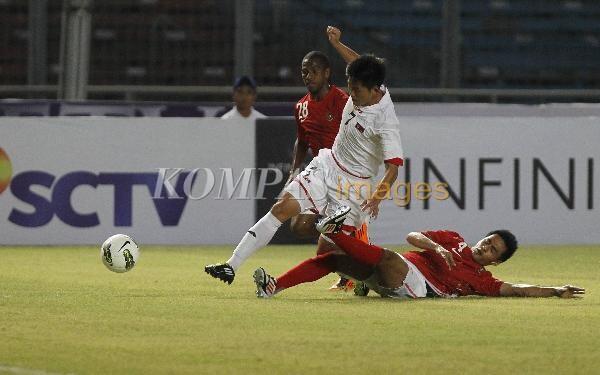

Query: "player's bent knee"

xmin=270 ymin=198 xmax=301 ymax=222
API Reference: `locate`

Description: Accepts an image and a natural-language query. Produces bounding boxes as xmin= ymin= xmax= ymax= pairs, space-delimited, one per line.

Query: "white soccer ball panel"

xmin=100 ymin=234 xmax=140 ymax=273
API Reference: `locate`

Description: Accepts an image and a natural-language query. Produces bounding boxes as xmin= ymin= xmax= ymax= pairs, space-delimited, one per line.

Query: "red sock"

xmin=276 ymin=253 xmax=337 ymax=292
xmin=328 ymin=232 xmax=384 ymax=266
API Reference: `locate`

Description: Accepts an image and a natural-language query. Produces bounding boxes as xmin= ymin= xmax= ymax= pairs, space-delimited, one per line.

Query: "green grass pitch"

xmin=0 ymin=244 xmax=598 ymax=374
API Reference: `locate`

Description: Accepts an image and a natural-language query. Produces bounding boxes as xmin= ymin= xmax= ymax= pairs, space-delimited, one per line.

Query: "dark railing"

xmin=1 ymin=85 xmax=600 ymax=104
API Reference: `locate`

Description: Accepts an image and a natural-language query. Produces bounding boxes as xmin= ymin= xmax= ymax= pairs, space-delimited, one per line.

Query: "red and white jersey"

xmin=295 ymin=85 xmax=348 ymax=156
xmin=403 ymin=230 xmax=504 ymax=297
xmin=332 ymin=88 xmax=404 ymax=178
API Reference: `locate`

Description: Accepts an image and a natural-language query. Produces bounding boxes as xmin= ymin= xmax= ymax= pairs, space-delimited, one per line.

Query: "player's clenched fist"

xmin=326 ymin=26 xmax=341 ymax=44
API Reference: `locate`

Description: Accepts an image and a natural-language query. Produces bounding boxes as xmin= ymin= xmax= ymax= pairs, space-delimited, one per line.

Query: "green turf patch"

xmin=0 ymin=245 xmax=597 ymax=374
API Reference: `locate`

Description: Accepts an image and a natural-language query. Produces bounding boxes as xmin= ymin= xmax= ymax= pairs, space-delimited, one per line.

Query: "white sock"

xmin=227 ymin=211 xmax=282 ymax=271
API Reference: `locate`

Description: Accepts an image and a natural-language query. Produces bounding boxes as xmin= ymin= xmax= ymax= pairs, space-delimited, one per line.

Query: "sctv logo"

xmin=0 ymin=147 xmax=189 ymax=228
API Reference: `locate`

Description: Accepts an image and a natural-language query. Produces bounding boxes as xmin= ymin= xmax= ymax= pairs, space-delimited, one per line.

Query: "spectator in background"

xmin=221 ymin=76 xmax=266 ymax=121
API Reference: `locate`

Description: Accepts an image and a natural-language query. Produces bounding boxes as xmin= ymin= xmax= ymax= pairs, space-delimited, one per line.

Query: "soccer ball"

xmin=100 ymin=234 xmax=140 ymax=273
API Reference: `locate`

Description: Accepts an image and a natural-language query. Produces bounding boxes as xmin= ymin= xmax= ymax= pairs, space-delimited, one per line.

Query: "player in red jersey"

xmin=286 ymin=50 xmax=349 ymax=240
xmin=253 ymin=206 xmax=585 ymax=299
xmin=287 ymin=51 xmax=368 ymax=291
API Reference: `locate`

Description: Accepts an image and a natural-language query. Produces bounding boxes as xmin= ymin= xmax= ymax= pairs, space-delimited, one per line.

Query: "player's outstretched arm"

xmin=499 ymin=283 xmax=585 ymax=298
xmin=326 ymin=26 xmax=359 ymax=64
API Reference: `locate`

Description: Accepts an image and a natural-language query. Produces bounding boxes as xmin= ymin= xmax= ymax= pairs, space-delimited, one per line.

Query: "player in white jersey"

xmin=205 ymin=26 xmax=404 ymax=285
xmin=332 ymin=85 xmax=403 ymax=179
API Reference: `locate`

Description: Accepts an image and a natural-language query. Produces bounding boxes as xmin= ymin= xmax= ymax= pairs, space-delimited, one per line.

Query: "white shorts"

xmin=284 ymin=149 xmax=374 ymax=230
xmin=364 ymin=255 xmax=429 ymax=299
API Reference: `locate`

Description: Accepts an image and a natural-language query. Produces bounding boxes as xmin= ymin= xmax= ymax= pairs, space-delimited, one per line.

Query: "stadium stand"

xmin=461 ymin=0 xmax=600 ymax=88
xmin=0 ymin=3 xmax=28 ymax=85
xmin=254 ymin=0 xmax=443 ymax=88
xmin=1 ymin=0 xmax=599 ymax=98
xmin=87 ymin=0 xmax=235 ymax=86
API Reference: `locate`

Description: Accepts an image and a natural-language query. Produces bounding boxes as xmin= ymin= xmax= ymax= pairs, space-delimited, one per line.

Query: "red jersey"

xmin=294 ymin=85 xmax=348 ymax=156
xmin=403 ymin=230 xmax=504 ymax=297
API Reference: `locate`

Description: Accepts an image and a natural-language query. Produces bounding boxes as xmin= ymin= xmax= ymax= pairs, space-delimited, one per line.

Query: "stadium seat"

xmin=58 ymin=102 xmax=136 ymax=116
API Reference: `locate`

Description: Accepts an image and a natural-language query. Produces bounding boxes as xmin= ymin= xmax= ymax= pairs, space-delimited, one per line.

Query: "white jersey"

xmin=331 ymin=88 xmax=404 ymax=177
xmin=221 ymin=107 xmax=266 ymax=121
